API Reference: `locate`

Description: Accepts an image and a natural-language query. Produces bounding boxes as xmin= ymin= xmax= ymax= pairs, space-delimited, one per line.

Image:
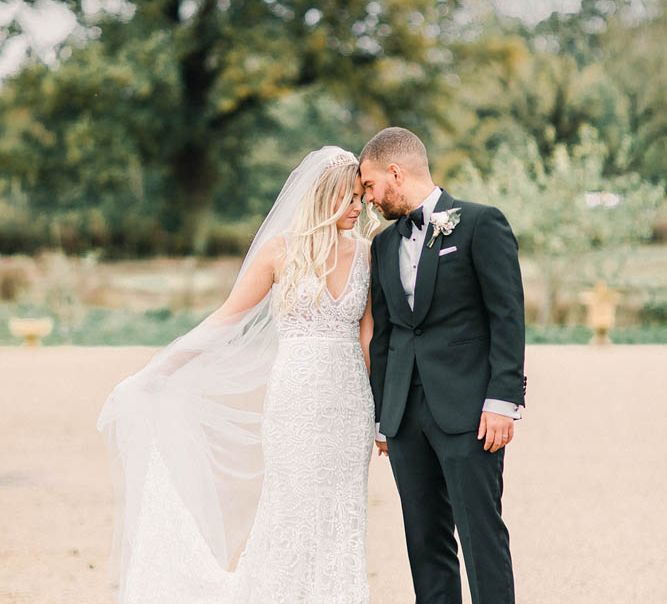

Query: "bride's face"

xmin=335 ymin=176 xmax=364 ymax=231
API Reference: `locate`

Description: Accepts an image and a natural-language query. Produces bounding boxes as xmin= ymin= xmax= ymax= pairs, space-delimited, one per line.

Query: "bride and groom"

xmin=97 ymin=127 xmax=526 ymax=604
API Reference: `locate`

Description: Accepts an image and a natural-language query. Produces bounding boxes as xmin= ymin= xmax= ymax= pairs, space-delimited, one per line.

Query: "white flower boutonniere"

xmin=427 ymin=208 xmax=462 ymax=248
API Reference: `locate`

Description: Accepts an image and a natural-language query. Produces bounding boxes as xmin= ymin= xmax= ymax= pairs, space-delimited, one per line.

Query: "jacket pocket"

xmin=438 ymin=252 xmax=461 ymax=263
xmin=448 ymin=335 xmax=489 ymax=346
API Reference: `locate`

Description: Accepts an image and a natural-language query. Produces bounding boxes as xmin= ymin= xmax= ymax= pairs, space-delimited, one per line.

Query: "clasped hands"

xmin=374 ymin=411 xmax=514 ymax=457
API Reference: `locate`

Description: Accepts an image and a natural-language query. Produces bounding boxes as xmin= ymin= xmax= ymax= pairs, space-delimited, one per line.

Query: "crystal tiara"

xmin=325 ymin=151 xmax=358 ymax=169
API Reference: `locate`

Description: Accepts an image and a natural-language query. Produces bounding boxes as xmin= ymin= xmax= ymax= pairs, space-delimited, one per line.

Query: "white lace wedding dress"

xmin=122 ymin=237 xmax=375 ymax=604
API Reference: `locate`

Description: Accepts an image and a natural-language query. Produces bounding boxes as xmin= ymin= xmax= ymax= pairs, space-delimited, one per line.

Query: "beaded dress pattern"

xmin=123 ymin=237 xmax=374 ymax=604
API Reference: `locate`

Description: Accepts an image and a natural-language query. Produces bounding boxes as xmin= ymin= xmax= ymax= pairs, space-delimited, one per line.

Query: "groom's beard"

xmin=376 ymin=184 xmax=410 ymax=221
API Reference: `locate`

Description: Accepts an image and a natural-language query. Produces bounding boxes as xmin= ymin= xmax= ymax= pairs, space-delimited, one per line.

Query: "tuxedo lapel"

xmin=412 ymin=189 xmax=455 ymax=327
xmin=385 ymin=225 xmax=414 ymax=327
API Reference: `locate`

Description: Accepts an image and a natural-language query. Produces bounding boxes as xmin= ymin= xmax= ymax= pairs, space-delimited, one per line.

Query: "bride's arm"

xmin=360 ymin=290 xmax=373 ymax=374
xmin=210 ymin=236 xmax=286 ymax=320
xmin=359 ymin=239 xmax=374 ymax=374
xmin=137 ymin=236 xmax=285 ymax=378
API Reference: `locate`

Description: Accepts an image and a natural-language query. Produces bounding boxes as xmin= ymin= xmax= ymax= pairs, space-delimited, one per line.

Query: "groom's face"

xmin=360 ymin=160 xmax=409 ymax=221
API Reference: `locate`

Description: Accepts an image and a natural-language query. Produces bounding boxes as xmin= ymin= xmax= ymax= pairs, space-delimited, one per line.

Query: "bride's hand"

xmin=375 ymin=440 xmax=388 ymax=457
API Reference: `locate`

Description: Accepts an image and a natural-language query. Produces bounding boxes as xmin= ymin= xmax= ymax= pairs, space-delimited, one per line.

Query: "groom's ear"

xmin=387 ymin=162 xmax=404 ymax=185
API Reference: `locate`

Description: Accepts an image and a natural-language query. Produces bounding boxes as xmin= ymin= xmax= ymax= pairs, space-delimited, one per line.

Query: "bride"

xmin=97 ymin=146 xmax=381 ymax=603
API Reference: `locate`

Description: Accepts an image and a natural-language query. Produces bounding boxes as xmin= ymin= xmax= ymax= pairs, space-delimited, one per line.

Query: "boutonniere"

xmin=427 ymin=208 xmax=462 ymax=248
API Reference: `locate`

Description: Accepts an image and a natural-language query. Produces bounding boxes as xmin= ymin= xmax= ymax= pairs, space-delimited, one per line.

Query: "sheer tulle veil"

xmin=96 ymin=146 xmax=368 ymax=599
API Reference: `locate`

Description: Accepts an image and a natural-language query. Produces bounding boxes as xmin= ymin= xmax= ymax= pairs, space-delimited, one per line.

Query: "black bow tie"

xmin=397 ymin=206 xmax=425 ymax=239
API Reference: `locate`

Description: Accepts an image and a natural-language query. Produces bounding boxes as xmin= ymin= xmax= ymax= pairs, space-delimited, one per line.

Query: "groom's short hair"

xmin=360 ymin=127 xmax=429 ymax=171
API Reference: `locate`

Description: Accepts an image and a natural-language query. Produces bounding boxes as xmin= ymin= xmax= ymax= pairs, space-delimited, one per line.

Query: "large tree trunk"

xmin=159 ymin=0 xmax=220 ymax=254
xmin=167 ymin=141 xmax=217 ymax=254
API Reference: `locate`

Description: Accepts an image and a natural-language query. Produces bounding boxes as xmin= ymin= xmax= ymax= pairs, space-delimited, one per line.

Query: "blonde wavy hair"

xmin=278 ymin=160 xmax=380 ymax=313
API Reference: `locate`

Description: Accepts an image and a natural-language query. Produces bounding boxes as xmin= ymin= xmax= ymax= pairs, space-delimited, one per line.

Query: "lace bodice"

xmin=271 ymin=238 xmax=370 ymax=342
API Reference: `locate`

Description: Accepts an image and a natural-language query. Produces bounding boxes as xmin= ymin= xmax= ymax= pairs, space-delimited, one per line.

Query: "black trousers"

xmin=386 ymin=367 xmax=515 ymax=604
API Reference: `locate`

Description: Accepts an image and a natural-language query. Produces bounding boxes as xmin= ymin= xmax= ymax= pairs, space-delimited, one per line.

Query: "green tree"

xmin=601 ymin=0 xmax=667 ymax=182
xmin=433 ymin=0 xmax=666 ymax=184
xmin=437 ymin=35 xmax=629 ymax=180
xmin=1 ymin=0 xmax=460 ymax=253
xmin=454 ymin=128 xmax=665 ymax=324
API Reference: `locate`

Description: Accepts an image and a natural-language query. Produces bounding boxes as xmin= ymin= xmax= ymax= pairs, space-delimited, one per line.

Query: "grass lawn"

xmin=1 ymin=243 xmax=665 ymax=345
xmin=1 ymin=303 xmax=665 ymax=345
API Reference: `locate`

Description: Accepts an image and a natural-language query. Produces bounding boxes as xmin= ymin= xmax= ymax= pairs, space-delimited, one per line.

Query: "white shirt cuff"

xmin=483 ymin=398 xmax=522 ymax=419
xmin=375 ymin=422 xmax=387 ymax=442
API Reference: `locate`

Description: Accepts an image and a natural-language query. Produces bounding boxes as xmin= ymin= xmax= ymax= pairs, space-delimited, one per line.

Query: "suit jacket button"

xmin=414 ymin=328 xmax=423 ymax=336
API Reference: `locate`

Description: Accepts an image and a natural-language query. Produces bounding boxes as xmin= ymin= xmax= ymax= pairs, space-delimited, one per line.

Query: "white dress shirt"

xmin=375 ymin=187 xmax=521 ymax=442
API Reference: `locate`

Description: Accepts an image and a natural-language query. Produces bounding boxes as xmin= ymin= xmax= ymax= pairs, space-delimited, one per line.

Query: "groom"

xmin=361 ymin=127 xmax=526 ymax=604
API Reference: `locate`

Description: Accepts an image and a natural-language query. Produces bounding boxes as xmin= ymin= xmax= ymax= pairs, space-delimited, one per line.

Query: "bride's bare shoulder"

xmin=256 ymin=235 xmax=288 ymax=278
xmin=261 ymin=234 xmax=288 ymax=256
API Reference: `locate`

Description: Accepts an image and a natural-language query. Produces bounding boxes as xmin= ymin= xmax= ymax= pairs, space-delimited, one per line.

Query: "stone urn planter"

xmin=8 ymin=317 xmax=54 ymax=347
xmin=580 ymin=282 xmax=620 ymax=345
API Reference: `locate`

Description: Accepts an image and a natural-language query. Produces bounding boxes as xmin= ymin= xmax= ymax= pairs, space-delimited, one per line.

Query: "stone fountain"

xmin=8 ymin=317 xmax=54 ymax=347
xmin=580 ymin=282 xmax=620 ymax=345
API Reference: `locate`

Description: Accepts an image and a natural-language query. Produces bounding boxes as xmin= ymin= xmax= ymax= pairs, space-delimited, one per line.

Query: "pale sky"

xmin=0 ymin=0 xmax=586 ymax=80
xmin=0 ymin=0 xmax=76 ymax=78
xmin=495 ymin=0 xmax=583 ymax=24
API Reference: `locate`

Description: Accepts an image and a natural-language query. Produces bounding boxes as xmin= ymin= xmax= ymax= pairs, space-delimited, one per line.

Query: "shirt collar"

xmin=419 ymin=186 xmax=442 ymax=225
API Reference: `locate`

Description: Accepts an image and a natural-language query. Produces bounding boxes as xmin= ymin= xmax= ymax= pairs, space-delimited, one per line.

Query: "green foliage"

xmin=0 ymin=302 xmax=206 ymax=345
xmin=2 ymin=302 xmax=666 ymax=346
xmin=526 ymin=325 xmax=594 ymax=344
xmin=639 ymin=299 xmax=667 ymax=325
xmin=0 ymin=0 xmax=459 ymax=253
xmin=453 ymin=128 xmax=666 ymax=323
xmin=456 ymin=129 xmax=664 ymax=255
xmin=608 ymin=325 xmax=667 ymax=344
xmin=443 ymin=41 xmax=637 ymax=180
xmin=0 ymin=0 xmax=666 ymax=259
xmin=525 ymin=324 xmax=667 ymax=344
xmin=0 ymin=195 xmax=259 ymax=257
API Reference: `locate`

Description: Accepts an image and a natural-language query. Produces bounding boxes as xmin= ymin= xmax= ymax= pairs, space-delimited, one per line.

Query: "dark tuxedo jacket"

xmin=369 ymin=189 xmax=526 ymax=436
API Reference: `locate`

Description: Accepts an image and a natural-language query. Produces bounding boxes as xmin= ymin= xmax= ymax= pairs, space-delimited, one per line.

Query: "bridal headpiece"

xmin=325 ymin=150 xmax=358 ymax=169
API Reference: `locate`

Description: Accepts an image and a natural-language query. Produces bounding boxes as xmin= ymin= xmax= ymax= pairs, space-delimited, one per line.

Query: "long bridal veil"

xmin=96 ymin=146 xmax=361 ymax=601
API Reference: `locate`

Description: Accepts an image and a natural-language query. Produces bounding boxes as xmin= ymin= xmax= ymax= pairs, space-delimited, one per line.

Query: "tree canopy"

xmin=0 ymin=0 xmax=665 ymax=256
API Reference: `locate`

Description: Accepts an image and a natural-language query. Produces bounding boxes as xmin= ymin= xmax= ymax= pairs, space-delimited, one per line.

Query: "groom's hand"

xmin=477 ymin=411 xmax=514 ymax=453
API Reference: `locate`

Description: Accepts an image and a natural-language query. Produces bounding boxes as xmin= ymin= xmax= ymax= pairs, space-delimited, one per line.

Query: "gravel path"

xmin=1 ymin=345 xmax=665 ymax=604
